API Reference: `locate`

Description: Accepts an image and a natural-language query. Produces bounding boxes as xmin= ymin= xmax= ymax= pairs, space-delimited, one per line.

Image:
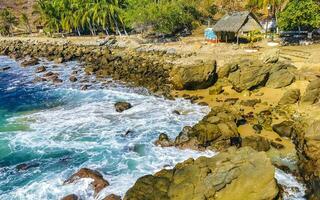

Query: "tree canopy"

xmin=278 ymin=0 xmax=320 ymax=30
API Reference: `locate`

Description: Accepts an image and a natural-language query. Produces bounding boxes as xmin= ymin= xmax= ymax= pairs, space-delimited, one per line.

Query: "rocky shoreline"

xmin=1 ymin=38 xmax=320 ymax=199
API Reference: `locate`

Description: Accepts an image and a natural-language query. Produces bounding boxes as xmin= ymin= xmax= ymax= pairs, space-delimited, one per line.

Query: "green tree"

xmin=278 ymin=0 xmax=320 ymax=30
xmin=0 ymin=8 xmax=18 ymax=36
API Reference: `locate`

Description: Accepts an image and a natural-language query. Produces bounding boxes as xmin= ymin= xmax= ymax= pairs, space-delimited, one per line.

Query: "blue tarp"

xmin=204 ymin=28 xmax=217 ymax=40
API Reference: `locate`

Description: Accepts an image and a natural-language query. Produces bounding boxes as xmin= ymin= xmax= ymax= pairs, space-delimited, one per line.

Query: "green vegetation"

xmin=0 ymin=9 xmax=17 ymax=36
xmin=278 ymin=0 xmax=320 ymax=31
xmin=1 ymin=0 xmax=320 ymax=36
xmin=33 ymin=0 xmax=127 ymax=35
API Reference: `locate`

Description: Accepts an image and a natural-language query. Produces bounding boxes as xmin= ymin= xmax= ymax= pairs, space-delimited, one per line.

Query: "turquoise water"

xmin=0 ymin=56 xmax=213 ymax=199
xmin=0 ymin=56 xmax=306 ymax=200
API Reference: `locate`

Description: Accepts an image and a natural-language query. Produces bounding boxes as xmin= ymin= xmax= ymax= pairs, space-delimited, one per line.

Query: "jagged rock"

xmin=272 ymin=121 xmax=295 ymax=138
xmin=174 ymin=107 xmax=240 ymax=150
xmin=170 ymin=61 xmax=217 ymax=90
xmin=278 ymin=89 xmax=300 ymax=105
xmin=61 ymin=194 xmax=79 ymax=200
xmin=21 ymin=57 xmax=39 ymax=67
xmin=155 ymin=133 xmax=173 ymax=147
xmin=242 ymin=135 xmax=270 ymax=151
xmin=301 ymin=79 xmax=320 ymax=105
xmin=54 ymin=57 xmax=64 ymax=64
xmin=64 ymin=168 xmax=109 ymax=195
xmin=16 ymin=162 xmax=40 ymax=171
xmin=124 ymin=147 xmax=279 ymax=200
xmin=35 ymin=66 xmax=46 ymax=73
xmin=103 ymin=194 xmax=121 ymax=200
xmin=115 ymin=102 xmax=132 ymax=113
xmin=209 ymin=82 xmax=224 ymax=95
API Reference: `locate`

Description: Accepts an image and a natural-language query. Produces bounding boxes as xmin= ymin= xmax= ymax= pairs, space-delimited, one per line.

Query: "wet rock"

xmin=115 ymin=102 xmax=132 ymax=113
xmin=272 ymin=121 xmax=295 ymax=138
xmin=172 ymin=110 xmax=181 ymax=115
xmin=35 ymin=66 xmax=46 ymax=73
xmin=103 ymin=194 xmax=121 ymax=200
xmin=64 ymin=168 xmax=109 ymax=195
xmin=174 ymin=107 xmax=240 ymax=151
xmin=81 ymin=85 xmax=89 ymax=90
xmin=21 ymin=57 xmax=39 ymax=67
xmin=242 ymin=135 xmax=270 ymax=151
xmin=155 ymin=133 xmax=173 ymax=147
xmin=240 ymin=99 xmax=261 ymax=107
xmin=278 ymin=89 xmax=300 ymax=105
xmin=61 ymin=194 xmax=79 ymax=200
xmin=0 ymin=66 xmax=11 ymax=72
xmin=69 ymin=76 xmax=78 ymax=82
xmin=301 ymin=79 xmax=320 ymax=105
xmin=198 ymin=102 xmax=209 ymax=106
xmin=16 ymin=163 xmax=40 ymax=171
xmin=124 ymin=147 xmax=279 ymax=200
xmin=170 ymin=61 xmax=217 ymax=90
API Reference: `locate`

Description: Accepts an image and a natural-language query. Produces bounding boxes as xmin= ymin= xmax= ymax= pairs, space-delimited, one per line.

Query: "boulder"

xmin=103 ymin=194 xmax=122 ymax=200
xmin=155 ymin=133 xmax=173 ymax=147
xmin=21 ymin=57 xmax=39 ymax=67
xmin=278 ymin=89 xmax=300 ymax=105
xmin=266 ymin=69 xmax=295 ymax=89
xmin=69 ymin=76 xmax=78 ymax=82
xmin=226 ymin=60 xmax=270 ymax=92
xmin=61 ymin=194 xmax=79 ymax=200
xmin=301 ymin=79 xmax=320 ymax=105
xmin=115 ymin=102 xmax=132 ymax=113
xmin=174 ymin=107 xmax=240 ymax=150
xmin=262 ymin=49 xmax=279 ymax=64
xmin=239 ymin=99 xmax=261 ymax=107
xmin=242 ymin=135 xmax=270 ymax=151
xmin=170 ymin=61 xmax=217 ymax=90
xmin=272 ymin=121 xmax=295 ymax=138
xmin=64 ymin=168 xmax=109 ymax=195
xmin=124 ymin=147 xmax=279 ymax=200
xmin=35 ymin=66 xmax=46 ymax=73
xmin=16 ymin=162 xmax=40 ymax=171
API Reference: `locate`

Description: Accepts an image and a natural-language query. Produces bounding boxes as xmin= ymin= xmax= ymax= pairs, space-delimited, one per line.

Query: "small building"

xmin=212 ymin=11 xmax=263 ymax=43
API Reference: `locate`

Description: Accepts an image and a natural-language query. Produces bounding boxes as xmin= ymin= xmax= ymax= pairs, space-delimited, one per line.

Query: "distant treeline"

xmin=0 ymin=0 xmax=319 ymax=36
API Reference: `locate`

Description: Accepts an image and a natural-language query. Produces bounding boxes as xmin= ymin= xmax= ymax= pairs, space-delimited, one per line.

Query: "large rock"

xmin=61 ymin=194 xmax=79 ymax=200
xmin=219 ymin=59 xmax=296 ymax=92
xmin=124 ymin=147 xmax=279 ymax=200
xmin=21 ymin=57 xmax=39 ymax=67
xmin=64 ymin=168 xmax=109 ymax=195
xmin=301 ymin=79 xmax=320 ymax=105
xmin=278 ymin=89 xmax=300 ymax=105
xmin=242 ymin=135 xmax=271 ymax=151
xmin=115 ymin=102 xmax=132 ymax=113
xmin=300 ymin=121 xmax=320 ymax=199
xmin=174 ymin=107 xmax=240 ymax=151
xmin=272 ymin=121 xmax=295 ymax=138
xmin=170 ymin=61 xmax=217 ymax=90
xmin=266 ymin=69 xmax=295 ymax=89
xmin=262 ymin=49 xmax=279 ymax=64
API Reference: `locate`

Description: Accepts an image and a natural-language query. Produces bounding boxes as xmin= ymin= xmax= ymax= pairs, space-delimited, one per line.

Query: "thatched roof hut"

xmin=213 ymin=11 xmax=263 ymax=43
